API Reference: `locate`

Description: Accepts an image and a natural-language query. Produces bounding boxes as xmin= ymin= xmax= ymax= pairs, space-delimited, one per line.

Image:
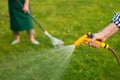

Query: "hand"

xmin=23 ymin=4 xmax=30 ymax=13
xmin=90 ymin=32 xmax=107 ymax=48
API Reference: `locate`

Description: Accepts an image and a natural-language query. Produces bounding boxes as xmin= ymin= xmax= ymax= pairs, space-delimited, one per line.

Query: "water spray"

xmin=74 ymin=32 xmax=120 ymax=66
xmin=16 ymin=0 xmax=64 ymax=48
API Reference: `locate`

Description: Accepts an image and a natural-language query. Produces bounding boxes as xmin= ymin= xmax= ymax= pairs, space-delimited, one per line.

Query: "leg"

xmin=27 ymin=29 xmax=39 ymax=45
xmin=11 ymin=32 xmax=20 ymax=45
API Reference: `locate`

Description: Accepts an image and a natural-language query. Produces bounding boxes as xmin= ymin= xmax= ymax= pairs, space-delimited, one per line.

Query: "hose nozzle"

xmin=74 ymin=34 xmax=88 ymax=47
xmin=74 ymin=32 xmax=109 ymax=49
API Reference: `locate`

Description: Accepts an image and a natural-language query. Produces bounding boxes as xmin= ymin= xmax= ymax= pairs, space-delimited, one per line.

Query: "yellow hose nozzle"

xmin=74 ymin=34 xmax=88 ymax=47
xmin=74 ymin=33 xmax=109 ymax=49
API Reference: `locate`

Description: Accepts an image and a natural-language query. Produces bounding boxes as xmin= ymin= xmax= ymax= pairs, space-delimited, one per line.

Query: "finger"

xmin=91 ymin=37 xmax=96 ymax=44
xmin=24 ymin=10 xmax=29 ymax=13
xmin=84 ymin=41 xmax=89 ymax=44
xmin=92 ymin=43 xmax=100 ymax=48
xmin=89 ymin=42 xmax=92 ymax=46
xmin=24 ymin=10 xmax=27 ymax=13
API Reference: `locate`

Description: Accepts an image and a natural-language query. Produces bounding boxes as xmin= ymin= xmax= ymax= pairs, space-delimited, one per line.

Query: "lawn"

xmin=0 ymin=0 xmax=120 ymax=80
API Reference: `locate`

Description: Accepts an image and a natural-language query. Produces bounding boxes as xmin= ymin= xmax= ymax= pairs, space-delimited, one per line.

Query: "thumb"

xmin=91 ymin=34 xmax=97 ymax=43
xmin=91 ymin=36 xmax=97 ymax=44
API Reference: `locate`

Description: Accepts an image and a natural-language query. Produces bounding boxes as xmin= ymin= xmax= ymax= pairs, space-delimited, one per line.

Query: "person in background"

xmin=90 ymin=12 xmax=120 ymax=48
xmin=8 ymin=0 xmax=39 ymax=45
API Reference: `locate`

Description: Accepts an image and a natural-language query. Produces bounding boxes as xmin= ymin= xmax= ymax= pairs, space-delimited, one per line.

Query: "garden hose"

xmin=74 ymin=32 xmax=120 ymax=66
xmin=108 ymin=47 xmax=120 ymax=66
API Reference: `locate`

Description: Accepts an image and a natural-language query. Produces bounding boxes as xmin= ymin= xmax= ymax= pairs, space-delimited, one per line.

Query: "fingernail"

xmin=89 ymin=42 xmax=92 ymax=45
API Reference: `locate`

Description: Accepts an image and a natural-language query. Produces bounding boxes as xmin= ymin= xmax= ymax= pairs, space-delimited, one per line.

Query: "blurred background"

xmin=0 ymin=0 xmax=120 ymax=80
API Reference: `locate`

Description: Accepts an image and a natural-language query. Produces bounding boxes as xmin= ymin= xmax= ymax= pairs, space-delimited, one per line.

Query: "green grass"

xmin=0 ymin=0 xmax=120 ymax=80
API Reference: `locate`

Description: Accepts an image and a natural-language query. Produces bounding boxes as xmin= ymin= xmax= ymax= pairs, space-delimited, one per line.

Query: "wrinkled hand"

xmin=90 ymin=32 xmax=107 ymax=48
xmin=84 ymin=32 xmax=107 ymax=48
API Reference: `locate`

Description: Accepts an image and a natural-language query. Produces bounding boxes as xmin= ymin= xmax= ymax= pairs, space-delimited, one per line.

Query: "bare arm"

xmin=91 ymin=23 xmax=119 ymax=48
xmin=23 ymin=0 xmax=30 ymax=13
